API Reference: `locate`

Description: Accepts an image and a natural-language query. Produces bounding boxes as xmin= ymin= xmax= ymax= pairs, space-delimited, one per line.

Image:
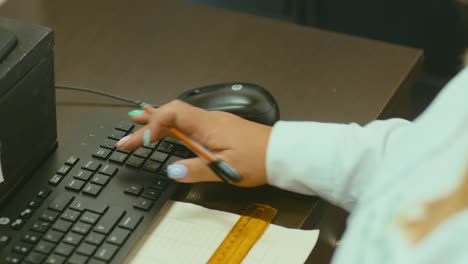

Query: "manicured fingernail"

xmin=167 ymin=164 xmax=187 ymax=179
xmin=115 ymin=135 xmax=132 ymax=148
xmin=128 ymin=110 xmax=145 ymax=116
xmin=143 ymin=129 xmax=151 ymax=147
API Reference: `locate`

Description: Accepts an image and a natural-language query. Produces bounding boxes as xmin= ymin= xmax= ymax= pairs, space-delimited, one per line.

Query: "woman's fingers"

xmin=128 ymin=109 xmax=150 ymax=125
xmin=117 ymin=100 xmax=209 ymax=151
xmin=115 ymin=122 xmax=168 ymax=150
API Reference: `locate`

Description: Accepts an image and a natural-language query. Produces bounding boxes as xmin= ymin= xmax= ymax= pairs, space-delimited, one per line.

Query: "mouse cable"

xmin=55 ymin=85 xmax=158 ymax=108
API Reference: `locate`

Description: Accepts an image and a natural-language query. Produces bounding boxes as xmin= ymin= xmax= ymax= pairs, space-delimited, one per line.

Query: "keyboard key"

xmin=5 ymin=254 xmax=23 ymax=263
xmin=142 ymin=140 xmax=159 ymax=150
xmin=60 ymin=209 xmax=81 ymax=222
xmin=85 ymin=232 xmax=105 ymax=245
xmin=87 ymin=259 xmax=107 ymax=264
xmin=69 ymin=199 xmax=108 ymax=215
xmin=40 ymin=210 xmax=60 ymax=222
xmin=157 ymin=141 xmax=175 ymax=153
xmin=31 ymin=221 xmax=51 ymax=233
xmin=54 ymin=242 xmax=74 ymax=257
xmin=124 ymin=184 xmax=143 ymax=196
xmin=34 ymin=241 xmax=55 ymax=255
xmin=133 ymin=198 xmax=153 ymax=211
xmin=10 ymin=218 xmax=25 ymax=229
xmin=119 ymin=214 xmax=143 ymax=231
xmin=99 ymin=164 xmax=118 ymax=176
xmin=65 ymin=156 xmax=80 ymax=166
xmin=80 ymin=211 xmax=100 ymax=225
xmin=82 ymin=160 xmax=101 ymax=172
xmin=100 ymin=138 xmax=117 ymax=150
xmin=28 ymin=198 xmax=43 ymax=209
xmin=13 ymin=242 xmax=33 ymax=255
xmin=20 ymin=208 xmax=33 ymax=218
xmin=68 ymin=200 xmax=86 ymax=212
xmin=126 ymin=156 xmax=145 ymax=168
xmin=173 ymin=145 xmax=193 ymax=158
xmin=48 ymin=193 xmax=74 ymax=212
xmin=94 ymin=207 xmax=125 ymax=234
xmin=76 ymin=242 xmax=97 ymax=256
xmin=94 ymin=243 xmax=118 ymax=262
xmin=88 ymin=204 xmax=109 ymax=215
xmin=74 ymin=170 xmax=93 ymax=181
xmin=52 ymin=219 xmax=72 ymax=233
xmin=92 ymin=148 xmax=112 ymax=160
xmin=37 ymin=187 xmax=52 ymax=198
xmin=56 ymin=165 xmax=71 ymax=176
xmin=65 ymin=179 xmax=85 ymax=192
xmin=24 ymin=251 xmax=46 ymax=264
xmin=117 ymin=148 xmax=132 ymax=154
xmin=67 ymin=253 xmax=88 ymax=264
xmin=142 ymin=160 xmax=162 ymax=173
xmin=45 ymin=254 xmax=66 ymax=264
xmin=108 ymin=130 xmax=126 ymax=140
xmin=116 ymin=121 xmax=134 ymax=132
xmin=1 ymin=219 xmax=12 ymax=229
xmin=107 ymin=227 xmax=130 ymax=246
xmin=63 ymin=232 xmax=83 ymax=246
xmin=108 ymin=151 xmax=128 ymax=164
xmin=48 ymin=174 xmax=64 ymax=186
xmin=82 ymin=183 xmax=103 ymax=197
xmin=52 ymin=219 xmax=73 ymax=233
xmin=163 ymin=137 xmax=183 ymax=145
xmin=133 ymin=148 xmax=152 ymax=158
xmin=150 ymin=178 xmax=169 ymax=190
xmin=22 ymin=231 xmax=42 ymax=244
xmin=43 ymin=230 xmax=64 ymax=244
xmin=149 ymin=151 xmax=168 ymax=162
xmin=141 ymin=188 xmax=161 ymax=200
xmin=90 ymin=174 xmax=110 ymax=186
xmin=72 ymin=222 xmax=92 ymax=235
xmin=0 ymin=235 xmax=10 ymax=247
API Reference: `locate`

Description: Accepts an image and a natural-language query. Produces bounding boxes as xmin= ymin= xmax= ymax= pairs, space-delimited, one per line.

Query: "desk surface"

xmin=0 ymin=0 xmax=421 ymax=261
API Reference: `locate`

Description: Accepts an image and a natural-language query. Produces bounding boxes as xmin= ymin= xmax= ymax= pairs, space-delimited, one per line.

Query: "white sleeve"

xmin=265 ymin=67 xmax=468 ymax=212
xmin=265 ymin=118 xmax=412 ymax=211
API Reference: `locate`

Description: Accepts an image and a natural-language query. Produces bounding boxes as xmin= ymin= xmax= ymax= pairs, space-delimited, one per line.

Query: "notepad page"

xmin=129 ymin=201 xmax=319 ymax=264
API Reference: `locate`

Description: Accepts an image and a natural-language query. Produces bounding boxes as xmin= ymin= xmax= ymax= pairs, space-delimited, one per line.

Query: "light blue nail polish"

xmin=128 ymin=110 xmax=145 ymax=116
xmin=143 ymin=129 xmax=151 ymax=147
xmin=167 ymin=164 xmax=187 ymax=179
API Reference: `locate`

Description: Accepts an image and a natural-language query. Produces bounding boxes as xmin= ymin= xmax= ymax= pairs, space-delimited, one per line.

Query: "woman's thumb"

xmin=166 ymin=157 xmax=221 ymax=183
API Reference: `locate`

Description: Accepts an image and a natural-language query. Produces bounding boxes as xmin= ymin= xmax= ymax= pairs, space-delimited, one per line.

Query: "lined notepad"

xmin=129 ymin=201 xmax=319 ymax=264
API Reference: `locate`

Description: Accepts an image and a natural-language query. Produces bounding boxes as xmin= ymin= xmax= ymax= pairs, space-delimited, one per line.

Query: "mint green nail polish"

xmin=143 ymin=129 xmax=151 ymax=147
xmin=128 ymin=110 xmax=145 ymax=116
xmin=168 ymin=164 xmax=187 ymax=179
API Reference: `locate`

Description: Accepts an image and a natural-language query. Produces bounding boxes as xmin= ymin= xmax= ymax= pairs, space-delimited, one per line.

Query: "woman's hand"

xmin=115 ymin=100 xmax=272 ymax=187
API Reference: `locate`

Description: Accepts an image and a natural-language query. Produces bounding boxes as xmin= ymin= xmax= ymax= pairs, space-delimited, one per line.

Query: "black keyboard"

xmin=0 ymin=113 xmax=194 ymax=263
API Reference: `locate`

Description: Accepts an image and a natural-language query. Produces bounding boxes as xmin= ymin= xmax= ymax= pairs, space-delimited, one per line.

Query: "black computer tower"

xmin=0 ymin=17 xmax=56 ymax=204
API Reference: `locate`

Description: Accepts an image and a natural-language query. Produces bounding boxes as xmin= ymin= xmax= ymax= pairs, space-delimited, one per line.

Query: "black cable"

xmin=55 ymin=85 xmax=157 ymax=108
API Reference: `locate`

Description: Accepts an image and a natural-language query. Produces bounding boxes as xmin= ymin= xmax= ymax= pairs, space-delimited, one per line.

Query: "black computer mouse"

xmin=177 ymin=82 xmax=280 ymax=126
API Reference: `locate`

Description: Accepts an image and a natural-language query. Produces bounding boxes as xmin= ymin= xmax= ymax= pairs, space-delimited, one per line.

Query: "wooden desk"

xmin=0 ymin=0 xmax=422 ymax=262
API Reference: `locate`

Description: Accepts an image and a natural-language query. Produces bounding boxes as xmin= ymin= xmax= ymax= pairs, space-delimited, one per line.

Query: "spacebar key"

xmin=94 ymin=207 xmax=126 ymax=234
